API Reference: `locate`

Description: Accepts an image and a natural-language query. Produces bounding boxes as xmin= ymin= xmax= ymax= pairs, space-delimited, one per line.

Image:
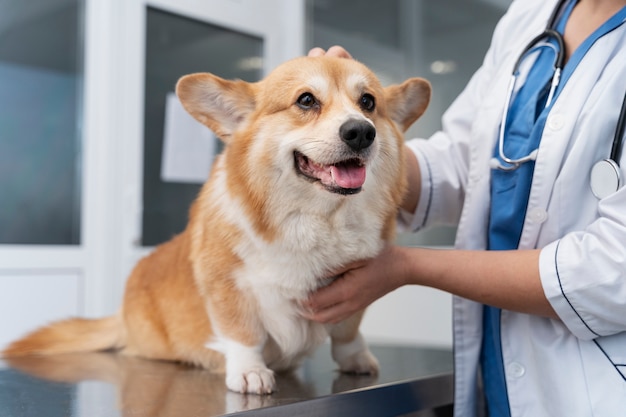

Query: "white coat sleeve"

xmin=540 ymin=187 xmax=626 ymax=340
xmin=398 ymin=73 xmax=482 ymax=232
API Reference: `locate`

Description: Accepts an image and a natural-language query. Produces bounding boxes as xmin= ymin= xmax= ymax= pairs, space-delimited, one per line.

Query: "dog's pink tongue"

xmin=330 ymin=164 xmax=366 ymax=189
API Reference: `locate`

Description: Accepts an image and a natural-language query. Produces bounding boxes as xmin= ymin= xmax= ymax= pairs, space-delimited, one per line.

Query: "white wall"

xmin=362 ymin=285 xmax=453 ymax=348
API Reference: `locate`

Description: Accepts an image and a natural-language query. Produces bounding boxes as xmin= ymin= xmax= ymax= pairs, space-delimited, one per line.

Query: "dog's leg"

xmin=328 ymin=311 xmax=379 ymax=375
xmin=204 ymin=289 xmax=276 ymax=395
xmin=220 ymin=339 xmax=275 ymax=395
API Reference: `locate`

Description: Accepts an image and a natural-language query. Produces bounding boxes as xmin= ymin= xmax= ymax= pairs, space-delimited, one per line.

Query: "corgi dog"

xmin=3 ymin=56 xmax=431 ymax=395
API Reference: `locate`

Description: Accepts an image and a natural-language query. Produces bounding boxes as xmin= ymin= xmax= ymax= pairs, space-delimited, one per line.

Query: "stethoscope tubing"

xmin=494 ymin=0 xmax=625 ymax=175
xmin=495 ymin=29 xmax=565 ymax=171
xmin=493 ymin=0 xmax=567 ymax=172
xmin=611 ymin=87 xmax=626 ymax=164
xmin=513 ymin=29 xmax=566 ymax=71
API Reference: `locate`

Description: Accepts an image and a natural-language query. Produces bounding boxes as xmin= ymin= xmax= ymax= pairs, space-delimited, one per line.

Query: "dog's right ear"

xmin=383 ymin=78 xmax=431 ymax=132
xmin=176 ymin=73 xmax=256 ymax=142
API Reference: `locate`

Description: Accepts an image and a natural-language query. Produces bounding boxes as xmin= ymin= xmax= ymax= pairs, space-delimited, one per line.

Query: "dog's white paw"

xmin=331 ymin=333 xmax=379 ymax=375
xmin=337 ymin=348 xmax=380 ymax=375
xmin=226 ymin=367 xmax=276 ymax=395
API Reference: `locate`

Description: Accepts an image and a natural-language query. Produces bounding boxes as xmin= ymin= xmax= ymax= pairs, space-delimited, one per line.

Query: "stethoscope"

xmin=490 ymin=0 xmax=626 ymax=199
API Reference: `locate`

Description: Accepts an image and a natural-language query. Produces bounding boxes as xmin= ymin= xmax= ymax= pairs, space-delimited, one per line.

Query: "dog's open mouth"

xmin=294 ymin=151 xmax=366 ymax=195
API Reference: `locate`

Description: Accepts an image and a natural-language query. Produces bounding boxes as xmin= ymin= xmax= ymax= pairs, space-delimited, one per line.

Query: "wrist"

xmin=389 ymin=245 xmax=414 ymax=289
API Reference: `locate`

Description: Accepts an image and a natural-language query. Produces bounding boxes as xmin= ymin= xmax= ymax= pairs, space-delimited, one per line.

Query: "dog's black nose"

xmin=339 ymin=119 xmax=375 ymax=151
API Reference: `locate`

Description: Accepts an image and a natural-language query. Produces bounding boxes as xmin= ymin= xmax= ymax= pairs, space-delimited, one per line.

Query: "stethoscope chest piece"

xmin=590 ymin=158 xmax=621 ymax=199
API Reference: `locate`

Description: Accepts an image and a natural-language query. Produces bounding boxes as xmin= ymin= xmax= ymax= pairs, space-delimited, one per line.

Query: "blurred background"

xmin=0 ymin=0 xmax=512 ymax=350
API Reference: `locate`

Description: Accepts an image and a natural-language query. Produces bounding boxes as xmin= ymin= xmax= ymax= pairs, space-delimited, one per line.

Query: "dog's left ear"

xmin=176 ymin=73 xmax=256 ymax=142
xmin=383 ymin=78 xmax=431 ymax=132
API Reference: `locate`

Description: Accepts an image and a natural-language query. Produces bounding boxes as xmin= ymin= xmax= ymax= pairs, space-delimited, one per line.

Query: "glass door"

xmin=0 ymin=0 xmax=83 ymax=245
xmin=0 ymin=0 xmax=86 ymax=349
xmin=141 ymin=7 xmax=264 ymax=246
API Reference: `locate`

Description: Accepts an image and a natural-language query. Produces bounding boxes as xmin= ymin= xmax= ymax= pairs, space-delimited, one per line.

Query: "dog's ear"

xmin=383 ymin=78 xmax=431 ymax=132
xmin=176 ymin=73 xmax=256 ymax=142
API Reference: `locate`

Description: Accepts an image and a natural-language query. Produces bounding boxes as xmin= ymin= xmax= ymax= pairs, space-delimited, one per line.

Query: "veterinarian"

xmin=305 ymin=0 xmax=626 ymax=416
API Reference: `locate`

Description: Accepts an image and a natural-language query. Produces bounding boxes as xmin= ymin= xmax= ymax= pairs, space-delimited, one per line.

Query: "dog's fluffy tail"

xmin=2 ymin=315 xmax=125 ymax=358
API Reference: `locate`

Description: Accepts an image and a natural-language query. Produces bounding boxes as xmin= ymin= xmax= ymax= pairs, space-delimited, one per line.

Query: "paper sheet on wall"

xmin=161 ymin=92 xmax=217 ymax=184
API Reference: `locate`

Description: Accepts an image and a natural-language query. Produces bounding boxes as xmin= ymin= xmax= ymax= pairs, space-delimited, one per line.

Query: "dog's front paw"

xmin=226 ymin=367 xmax=276 ymax=395
xmin=337 ymin=348 xmax=380 ymax=375
xmin=331 ymin=333 xmax=379 ymax=375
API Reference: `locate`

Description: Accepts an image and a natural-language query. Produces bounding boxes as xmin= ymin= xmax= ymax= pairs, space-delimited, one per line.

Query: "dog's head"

xmin=176 ymin=56 xmax=430 ymax=234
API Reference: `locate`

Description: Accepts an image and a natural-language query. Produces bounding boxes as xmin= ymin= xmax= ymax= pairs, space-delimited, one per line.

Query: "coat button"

xmin=508 ymin=362 xmax=526 ymax=378
xmin=470 ymin=172 xmax=482 ymax=183
xmin=527 ymin=207 xmax=548 ymax=224
xmin=547 ymin=114 xmax=565 ymax=130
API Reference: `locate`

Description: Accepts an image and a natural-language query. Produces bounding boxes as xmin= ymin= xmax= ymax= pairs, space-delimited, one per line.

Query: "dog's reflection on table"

xmin=5 ymin=352 xmax=379 ymax=416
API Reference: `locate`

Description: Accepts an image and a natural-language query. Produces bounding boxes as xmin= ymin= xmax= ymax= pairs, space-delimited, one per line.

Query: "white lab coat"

xmin=402 ymin=0 xmax=626 ymax=415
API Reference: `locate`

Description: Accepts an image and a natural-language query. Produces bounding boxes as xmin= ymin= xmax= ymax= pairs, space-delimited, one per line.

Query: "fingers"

xmin=302 ymin=296 xmax=353 ymax=324
xmin=326 ymin=45 xmax=353 ymax=59
xmin=307 ymin=45 xmax=353 ymax=59
xmin=301 ymin=276 xmax=353 ymax=324
xmin=305 ymin=302 xmax=352 ymax=325
xmin=302 ymin=282 xmax=342 ymax=321
xmin=303 ymin=268 xmax=371 ymax=324
xmin=307 ymin=47 xmax=326 ymax=57
xmin=327 ymin=259 xmax=368 ymax=280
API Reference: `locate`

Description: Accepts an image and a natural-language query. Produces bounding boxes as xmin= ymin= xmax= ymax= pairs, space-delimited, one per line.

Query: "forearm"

xmin=397 ymin=246 xmax=557 ymax=318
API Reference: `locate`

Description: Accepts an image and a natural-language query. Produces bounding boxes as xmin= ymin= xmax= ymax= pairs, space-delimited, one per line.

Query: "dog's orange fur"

xmin=3 ymin=56 xmax=431 ymax=394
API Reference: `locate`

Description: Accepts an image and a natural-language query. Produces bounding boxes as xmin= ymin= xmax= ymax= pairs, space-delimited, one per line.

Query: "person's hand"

xmin=307 ymin=45 xmax=353 ymax=59
xmin=302 ymin=245 xmax=408 ymax=324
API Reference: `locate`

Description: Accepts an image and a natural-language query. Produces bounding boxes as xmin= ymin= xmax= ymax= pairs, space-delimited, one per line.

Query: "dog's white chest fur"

xmin=235 ymin=213 xmax=382 ymax=364
xmin=219 ymin=187 xmax=382 ymax=362
xmin=247 ymin=284 xmax=328 ymax=370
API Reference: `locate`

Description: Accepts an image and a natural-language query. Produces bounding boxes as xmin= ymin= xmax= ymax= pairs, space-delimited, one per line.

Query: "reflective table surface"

xmin=0 ymin=344 xmax=453 ymax=417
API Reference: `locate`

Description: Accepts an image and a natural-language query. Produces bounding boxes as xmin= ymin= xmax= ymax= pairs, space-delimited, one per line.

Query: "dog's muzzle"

xmin=294 ymin=119 xmax=375 ymax=195
xmin=294 ymin=152 xmax=367 ymax=195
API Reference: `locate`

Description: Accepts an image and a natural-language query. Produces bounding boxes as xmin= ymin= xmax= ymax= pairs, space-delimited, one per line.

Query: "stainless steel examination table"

xmin=0 ymin=344 xmax=453 ymax=417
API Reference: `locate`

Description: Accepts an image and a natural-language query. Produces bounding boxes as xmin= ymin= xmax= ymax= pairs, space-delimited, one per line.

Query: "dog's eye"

xmin=296 ymin=92 xmax=318 ymax=110
xmin=359 ymin=94 xmax=376 ymax=112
